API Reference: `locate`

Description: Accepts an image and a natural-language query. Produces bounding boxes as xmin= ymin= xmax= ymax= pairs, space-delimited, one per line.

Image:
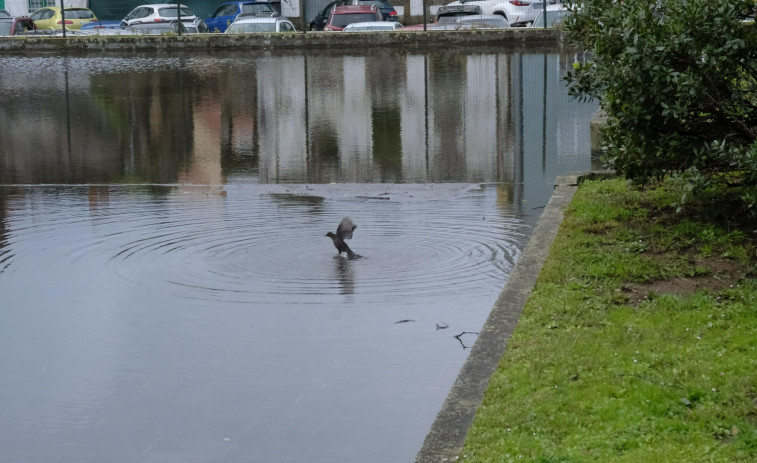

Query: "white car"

xmin=443 ymin=0 xmax=537 ymax=26
xmin=343 ymin=21 xmax=403 ymax=31
xmin=121 ymin=4 xmax=204 ymax=30
xmin=455 ymin=14 xmax=510 ymax=28
xmin=225 ymin=15 xmax=297 ymax=33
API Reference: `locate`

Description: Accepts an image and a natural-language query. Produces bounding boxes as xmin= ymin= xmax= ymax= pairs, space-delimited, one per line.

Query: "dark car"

xmin=309 ymin=0 xmax=349 ymax=31
xmin=324 ymin=4 xmax=382 ymax=31
xmin=354 ymin=0 xmax=397 ymax=21
xmin=0 ymin=16 xmax=36 ymax=36
xmin=309 ymin=0 xmax=396 ymax=30
xmin=206 ymin=1 xmax=279 ymax=33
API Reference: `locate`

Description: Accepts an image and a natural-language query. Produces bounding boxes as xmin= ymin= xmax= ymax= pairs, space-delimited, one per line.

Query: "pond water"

xmin=0 ymin=48 xmax=596 ymax=463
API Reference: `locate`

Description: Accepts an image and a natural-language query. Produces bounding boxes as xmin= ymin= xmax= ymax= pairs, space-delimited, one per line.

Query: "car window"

xmin=159 ymin=7 xmax=195 ymax=18
xmin=241 ymin=4 xmax=276 ymax=15
xmin=66 ymin=9 xmax=95 ymax=19
xmin=15 ymin=20 xmax=31 ymax=33
xmin=127 ymin=7 xmax=149 ymax=20
xmin=30 ymin=10 xmax=42 ymax=21
xmin=36 ymin=9 xmax=54 ymax=20
xmin=280 ymin=21 xmax=294 ymax=31
xmin=212 ymin=5 xmax=226 ymax=17
xmin=330 ymin=12 xmax=377 ymax=27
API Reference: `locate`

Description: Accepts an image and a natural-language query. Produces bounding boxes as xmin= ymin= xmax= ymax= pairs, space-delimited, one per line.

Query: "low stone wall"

xmin=0 ymin=29 xmax=564 ymax=54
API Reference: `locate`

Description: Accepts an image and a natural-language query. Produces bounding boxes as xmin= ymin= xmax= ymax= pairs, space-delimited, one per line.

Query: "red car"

xmin=324 ymin=4 xmax=382 ymax=31
xmin=0 ymin=16 xmax=36 ymax=36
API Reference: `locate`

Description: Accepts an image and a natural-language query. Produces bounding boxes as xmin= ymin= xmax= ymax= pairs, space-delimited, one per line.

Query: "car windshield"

xmin=65 ymin=9 xmax=95 ymax=19
xmin=158 ymin=7 xmax=195 ymax=18
xmin=331 ymin=13 xmax=375 ymax=27
xmin=229 ymin=22 xmax=276 ymax=32
xmin=437 ymin=12 xmax=479 ymax=24
xmin=241 ymin=4 xmax=276 ymax=15
xmin=0 ymin=22 xmax=11 ymax=35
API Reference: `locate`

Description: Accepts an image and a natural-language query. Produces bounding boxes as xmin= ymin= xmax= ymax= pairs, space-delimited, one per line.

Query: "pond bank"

xmin=422 ymin=175 xmax=757 ymax=462
xmin=415 ymin=172 xmax=601 ymax=462
xmin=0 ymin=28 xmax=563 ymax=53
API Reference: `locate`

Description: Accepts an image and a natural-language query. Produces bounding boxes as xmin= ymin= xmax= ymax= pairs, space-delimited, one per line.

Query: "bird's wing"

xmin=336 ymin=217 xmax=356 ymax=240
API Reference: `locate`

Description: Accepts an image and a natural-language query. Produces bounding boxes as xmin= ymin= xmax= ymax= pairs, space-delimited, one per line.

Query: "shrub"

xmin=565 ymin=0 xmax=757 ymax=215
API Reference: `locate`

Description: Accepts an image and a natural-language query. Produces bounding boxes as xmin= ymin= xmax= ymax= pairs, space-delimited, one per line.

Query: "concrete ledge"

xmin=415 ymin=172 xmax=611 ymax=463
xmin=0 ymin=29 xmax=565 ymax=54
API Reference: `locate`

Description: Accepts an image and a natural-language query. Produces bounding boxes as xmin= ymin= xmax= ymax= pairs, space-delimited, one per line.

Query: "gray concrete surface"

xmin=415 ymin=172 xmax=607 ymax=463
xmin=0 ymin=29 xmax=564 ymax=53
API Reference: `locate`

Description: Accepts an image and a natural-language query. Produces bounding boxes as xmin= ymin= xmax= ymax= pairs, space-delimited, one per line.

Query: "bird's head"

xmin=325 ymin=232 xmax=335 ymax=238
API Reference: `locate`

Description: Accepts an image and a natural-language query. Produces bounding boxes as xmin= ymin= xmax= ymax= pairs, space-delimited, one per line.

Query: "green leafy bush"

xmin=565 ymin=0 xmax=757 ymax=215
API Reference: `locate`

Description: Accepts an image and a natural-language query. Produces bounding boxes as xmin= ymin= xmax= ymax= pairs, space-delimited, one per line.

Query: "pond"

xmin=0 ymin=47 xmax=596 ymax=463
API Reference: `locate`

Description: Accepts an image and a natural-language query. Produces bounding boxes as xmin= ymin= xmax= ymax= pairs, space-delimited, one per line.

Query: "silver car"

xmin=343 ymin=21 xmax=403 ymax=31
xmin=225 ymin=15 xmax=297 ymax=33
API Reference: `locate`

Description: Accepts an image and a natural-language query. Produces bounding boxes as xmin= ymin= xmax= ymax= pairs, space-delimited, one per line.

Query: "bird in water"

xmin=326 ymin=217 xmax=359 ymax=258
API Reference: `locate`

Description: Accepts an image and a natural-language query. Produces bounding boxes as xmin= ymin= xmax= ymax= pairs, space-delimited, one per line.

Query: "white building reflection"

xmin=0 ymin=50 xmax=596 ymax=207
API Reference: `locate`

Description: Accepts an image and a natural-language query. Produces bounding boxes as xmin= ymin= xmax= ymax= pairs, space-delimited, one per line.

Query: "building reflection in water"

xmin=0 ymin=49 xmax=596 ymax=204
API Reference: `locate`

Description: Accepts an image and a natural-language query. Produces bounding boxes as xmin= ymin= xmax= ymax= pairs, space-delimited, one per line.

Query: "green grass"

xmin=460 ymin=178 xmax=757 ymax=463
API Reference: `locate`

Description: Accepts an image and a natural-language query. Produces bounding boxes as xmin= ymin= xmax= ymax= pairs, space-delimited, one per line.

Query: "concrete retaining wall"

xmin=0 ymin=29 xmax=564 ymax=54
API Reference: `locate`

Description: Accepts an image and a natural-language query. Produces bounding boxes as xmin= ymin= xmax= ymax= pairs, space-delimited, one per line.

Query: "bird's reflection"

xmin=334 ymin=256 xmax=356 ymax=296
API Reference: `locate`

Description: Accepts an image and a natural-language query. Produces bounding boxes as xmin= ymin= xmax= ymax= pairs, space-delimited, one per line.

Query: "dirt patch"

xmin=622 ymin=256 xmax=746 ymax=305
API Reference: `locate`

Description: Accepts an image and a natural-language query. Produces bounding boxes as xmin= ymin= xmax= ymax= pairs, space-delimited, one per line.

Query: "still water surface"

xmin=0 ymin=48 xmax=596 ymax=462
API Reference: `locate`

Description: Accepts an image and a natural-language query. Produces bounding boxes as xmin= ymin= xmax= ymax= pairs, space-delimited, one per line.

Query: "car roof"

xmin=233 ymin=16 xmax=285 ymax=23
xmin=33 ymin=6 xmax=67 ymax=11
xmin=133 ymin=4 xmax=190 ymax=8
xmin=345 ymin=21 xmax=394 ymax=26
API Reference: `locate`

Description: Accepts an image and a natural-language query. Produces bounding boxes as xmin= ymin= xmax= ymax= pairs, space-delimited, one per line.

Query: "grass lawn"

xmin=460 ymin=177 xmax=757 ymax=462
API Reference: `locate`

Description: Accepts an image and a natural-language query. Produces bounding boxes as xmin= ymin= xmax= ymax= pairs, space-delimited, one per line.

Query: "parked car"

xmin=225 ymin=15 xmax=296 ymax=33
xmin=402 ymin=4 xmax=482 ymax=30
xmin=324 ymin=4 xmax=382 ymax=31
xmin=206 ymin=1 xmax=279 ymax=33
xmin=128 ymin=20 xmax=187 ymax=35
xmin=0 ymin=16 xmax=36 ymax=36
xmin=309 ymin=0 xmax=349 ymax=31
xmin=121 ymin=4 xmax=205 ymax=31
xmin=0 ymin=9 xmax=11 ymax=18
xmin=185 ymin=19 xmax=209 ymax=33
xmin=29 ymin=6 xmax=97 ymax=30
xmin=443 ymin=0 xmax=537 ymax=26
xmin=80 ymin=20 xmax=123 ymax=30
xmin=354 ymin=0 xmax=398 ymax=21
xmin=455 ymin=14 xmax=510 ymax=28
xmin=343 ymin=20 xmax=402 ymax=31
